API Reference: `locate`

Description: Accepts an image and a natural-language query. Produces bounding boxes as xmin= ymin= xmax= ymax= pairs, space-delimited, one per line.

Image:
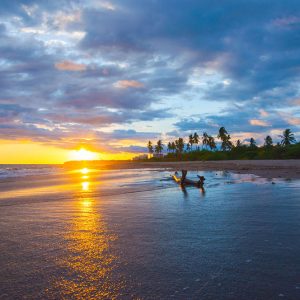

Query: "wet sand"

xmin=1 ymin=168 xmax=300 ymax=299
xmin=66 ymin=160 xmax=300 ymax=179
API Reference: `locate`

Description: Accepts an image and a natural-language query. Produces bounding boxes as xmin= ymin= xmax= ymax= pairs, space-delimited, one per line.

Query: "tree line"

xmin=146 ymin=127 xmax=299 ymax=160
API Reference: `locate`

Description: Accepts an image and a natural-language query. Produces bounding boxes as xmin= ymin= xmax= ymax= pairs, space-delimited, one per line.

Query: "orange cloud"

xmin=292 ymin=99 xmax=300 ymax=106
xmin=55 ymin=60 xmax=86 ymax=71
xmin=249 ymin=119 xmax=269 ymax=127
xmin=287 ymin=117 xmax=300 ymax=125
xmin=259 ymin=109 xmax=269 ymax=117
xmin=114 ymin=80 xmax=144 ymax=88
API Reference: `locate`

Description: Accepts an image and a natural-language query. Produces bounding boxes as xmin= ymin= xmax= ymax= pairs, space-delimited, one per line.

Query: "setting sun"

xmin=69 ymin=149 xmax=100 ymax=161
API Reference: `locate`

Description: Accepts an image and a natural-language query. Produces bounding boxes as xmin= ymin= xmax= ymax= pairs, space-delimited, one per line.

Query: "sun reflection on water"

xmin=80 ymin=167 xmax=89 ymax=175
xmin=49 ymin=167 xmax=125 ymax=298
xmin=49 ymin=196 xmax=125 ymax=298
xmin=81 ymin=181 xmax=90 ymax=191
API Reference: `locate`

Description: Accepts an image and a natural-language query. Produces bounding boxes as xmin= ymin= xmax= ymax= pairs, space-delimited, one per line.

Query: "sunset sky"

xmin=1 ymin=0 xmax=300 ymax=163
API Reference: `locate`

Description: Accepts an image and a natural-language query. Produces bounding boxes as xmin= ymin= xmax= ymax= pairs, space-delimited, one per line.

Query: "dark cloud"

xmin=174 ymin=106 xmax=300 ymax=144
xmin=0 ymin=0 xmax=300 ymax=151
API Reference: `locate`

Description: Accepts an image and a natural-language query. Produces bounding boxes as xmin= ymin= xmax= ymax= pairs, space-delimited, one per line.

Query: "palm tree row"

xmin=147 ymin=140 xmax=163 ymax=154
xmin=147 ymin=128 xmax=297 ymax=156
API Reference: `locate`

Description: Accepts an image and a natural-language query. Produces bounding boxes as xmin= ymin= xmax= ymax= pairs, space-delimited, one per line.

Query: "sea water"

xmin=0 ymin=166 xmax=299 ymax=299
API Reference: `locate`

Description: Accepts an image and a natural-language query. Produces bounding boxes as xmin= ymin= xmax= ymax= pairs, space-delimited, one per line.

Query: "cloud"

xmin=259 ymin=109 xmax=269 ymax=117
xmin=174 ymin=104 xmax=300 ymax=144
xmin=0 ymin=0 xmax=300 ymax=152
xmin=288 ymin=117 xmax=300 ymax=125
xmin=55 ymin=60 xmax=87 ymax=71
xmin=114 ymin=80 xmax=144 ymax=89
xmin=249 ymin=119 xmax=270 ymax=127
xmin=292 ymin=99 xmax=300 ymax=106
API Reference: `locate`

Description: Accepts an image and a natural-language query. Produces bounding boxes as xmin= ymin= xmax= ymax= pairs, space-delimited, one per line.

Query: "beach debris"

xmin=172 ymin=170 xmax=205 ymax=188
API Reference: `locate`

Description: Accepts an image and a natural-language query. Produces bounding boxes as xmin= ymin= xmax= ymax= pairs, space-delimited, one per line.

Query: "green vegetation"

xmin=146 ymin=128 xmax=300 ymax=161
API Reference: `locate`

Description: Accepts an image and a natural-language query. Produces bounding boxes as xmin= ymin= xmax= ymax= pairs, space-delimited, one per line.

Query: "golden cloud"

xmin=55 ymin=60 xmax=86 ymax=71
xmin=249 ymin=119 xmax=269 ymax=127
xmin=259 ymin=109 xmax=269 ymax=117
xmin=287 ymin=117 xmax=300 ymax=125
xmin=114 ymin=80 xmax=144 ymax=89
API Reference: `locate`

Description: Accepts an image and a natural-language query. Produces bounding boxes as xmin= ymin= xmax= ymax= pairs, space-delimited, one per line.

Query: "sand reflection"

xmin=50 ymin=173 xmax=125 ymax=298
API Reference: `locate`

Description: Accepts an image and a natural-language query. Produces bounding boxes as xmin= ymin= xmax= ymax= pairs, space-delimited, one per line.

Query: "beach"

xmin=0 ymin=164 xmax=300 ymax=299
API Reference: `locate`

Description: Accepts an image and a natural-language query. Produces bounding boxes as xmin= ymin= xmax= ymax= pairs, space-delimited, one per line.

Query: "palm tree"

xmin=208 ymin=135 xmax=216 ymax=150
xmin=171 ymin=142 xmax=176 ymax=153
xmin=188 ymin=134 xmax=194 ymax=151
xmin=264 ymin=136 xmax=273 ymax=148
xmin=218 ymin=127 xmax=228 ymax=140
xmin=217 ymin=127 xmax=232 ymax=151
xmin=280 ymin=129 xmax=296 ymax=146
xmin=186 ymin=143 xmax=191 ymax=152
xmin=193 ymin=132 xmax=199 ymax=150
xmin=202 ymin=132 xmax=209 ymax=149
xmin=225 ymin=135 xmax=233 ymax=151
xmin=249 ymin=138 xmax=257 ymax=148
xmin=175 ymin=138 xmax=184 ymax=155
xmin=147 ymin=141 xmax=153 ymax=154
xmin=156 ymin=139 xmax=163 ymax=153
xmin=167 ymin=142 xmax=172 ymax=153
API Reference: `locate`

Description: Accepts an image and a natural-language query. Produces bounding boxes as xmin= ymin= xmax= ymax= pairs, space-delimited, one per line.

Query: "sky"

xmin=1 ymin=0 xmax=300 ymax=163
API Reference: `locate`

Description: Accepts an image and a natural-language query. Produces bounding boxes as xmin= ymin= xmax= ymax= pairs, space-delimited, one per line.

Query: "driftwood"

xmin=172 ymin=170 xmax=205 ymax=188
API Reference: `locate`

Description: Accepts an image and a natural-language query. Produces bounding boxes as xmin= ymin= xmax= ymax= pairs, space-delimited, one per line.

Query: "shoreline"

xmin=65 ymin=159 xmax=300 ymax=179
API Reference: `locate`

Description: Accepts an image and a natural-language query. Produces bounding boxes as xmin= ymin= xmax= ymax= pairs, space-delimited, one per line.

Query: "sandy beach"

xmin=65 ymin=159 xmax=300 ymax=179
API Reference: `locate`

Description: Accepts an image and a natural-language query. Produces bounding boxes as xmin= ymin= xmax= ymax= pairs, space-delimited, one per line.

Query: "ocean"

xmin=0 ymin=165 xmax=300 ymax=299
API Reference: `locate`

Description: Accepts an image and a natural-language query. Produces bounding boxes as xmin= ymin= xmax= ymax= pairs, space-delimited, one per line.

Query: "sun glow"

xmin=81 ymin=181 xmax=90 ymax=191
xmin=81 ymin=167 xmax=89 ymax=174
xmin=69 ymin=148 xmax=99 ymax=161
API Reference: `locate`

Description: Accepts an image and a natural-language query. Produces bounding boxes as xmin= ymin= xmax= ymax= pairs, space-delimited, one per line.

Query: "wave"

xmin=0 ymin=164 xmax=62 ymax=179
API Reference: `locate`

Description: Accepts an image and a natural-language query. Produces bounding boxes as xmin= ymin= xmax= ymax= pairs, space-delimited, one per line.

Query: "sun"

xmin=69 ymin=148 xmax=99 ymax=161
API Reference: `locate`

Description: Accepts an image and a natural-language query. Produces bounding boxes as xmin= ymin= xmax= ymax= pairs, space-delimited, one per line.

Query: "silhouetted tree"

xmin=175 ymin=138 xmax=185 ymax=156
xmin=167 ymin=142 xmax=172 ymax=153
xmin=264 ymin=136 xmax=273 ymax=148
xmin=280 ymin=129 xmax=296 ymax=146
xmin=156 ymin=139 xmax=163 ymax=153
xmin=147 ymin=141 xmax=153 ymax=154
xmin=202 ymin=132 xmax=209 ymax=149
xmin=236 ymin=139 xmax=242 ymax=148
xmin=218 ymin=127 xmax=232 ymax=151
xmin=189 ymin=134 xmax=194 ymax=151
xmin=171 ymin=142 xmax=176 ymax=153
xmin=218 ymin=127 xmax=228 ymax=139
xmin=186 ymin=143 xmax=191 ymax=152
xmin=208 ymin=135 xmax=216 ymax=150
xmin=193 ymin=132 xmax=199 ymax=150
xmin=249 ymin=138 xmax=257 ymax=148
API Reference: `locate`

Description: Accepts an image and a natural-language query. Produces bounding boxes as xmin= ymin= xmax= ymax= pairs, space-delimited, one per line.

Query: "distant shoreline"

xmin=64 ymin=159 xmax=300 ymax=179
